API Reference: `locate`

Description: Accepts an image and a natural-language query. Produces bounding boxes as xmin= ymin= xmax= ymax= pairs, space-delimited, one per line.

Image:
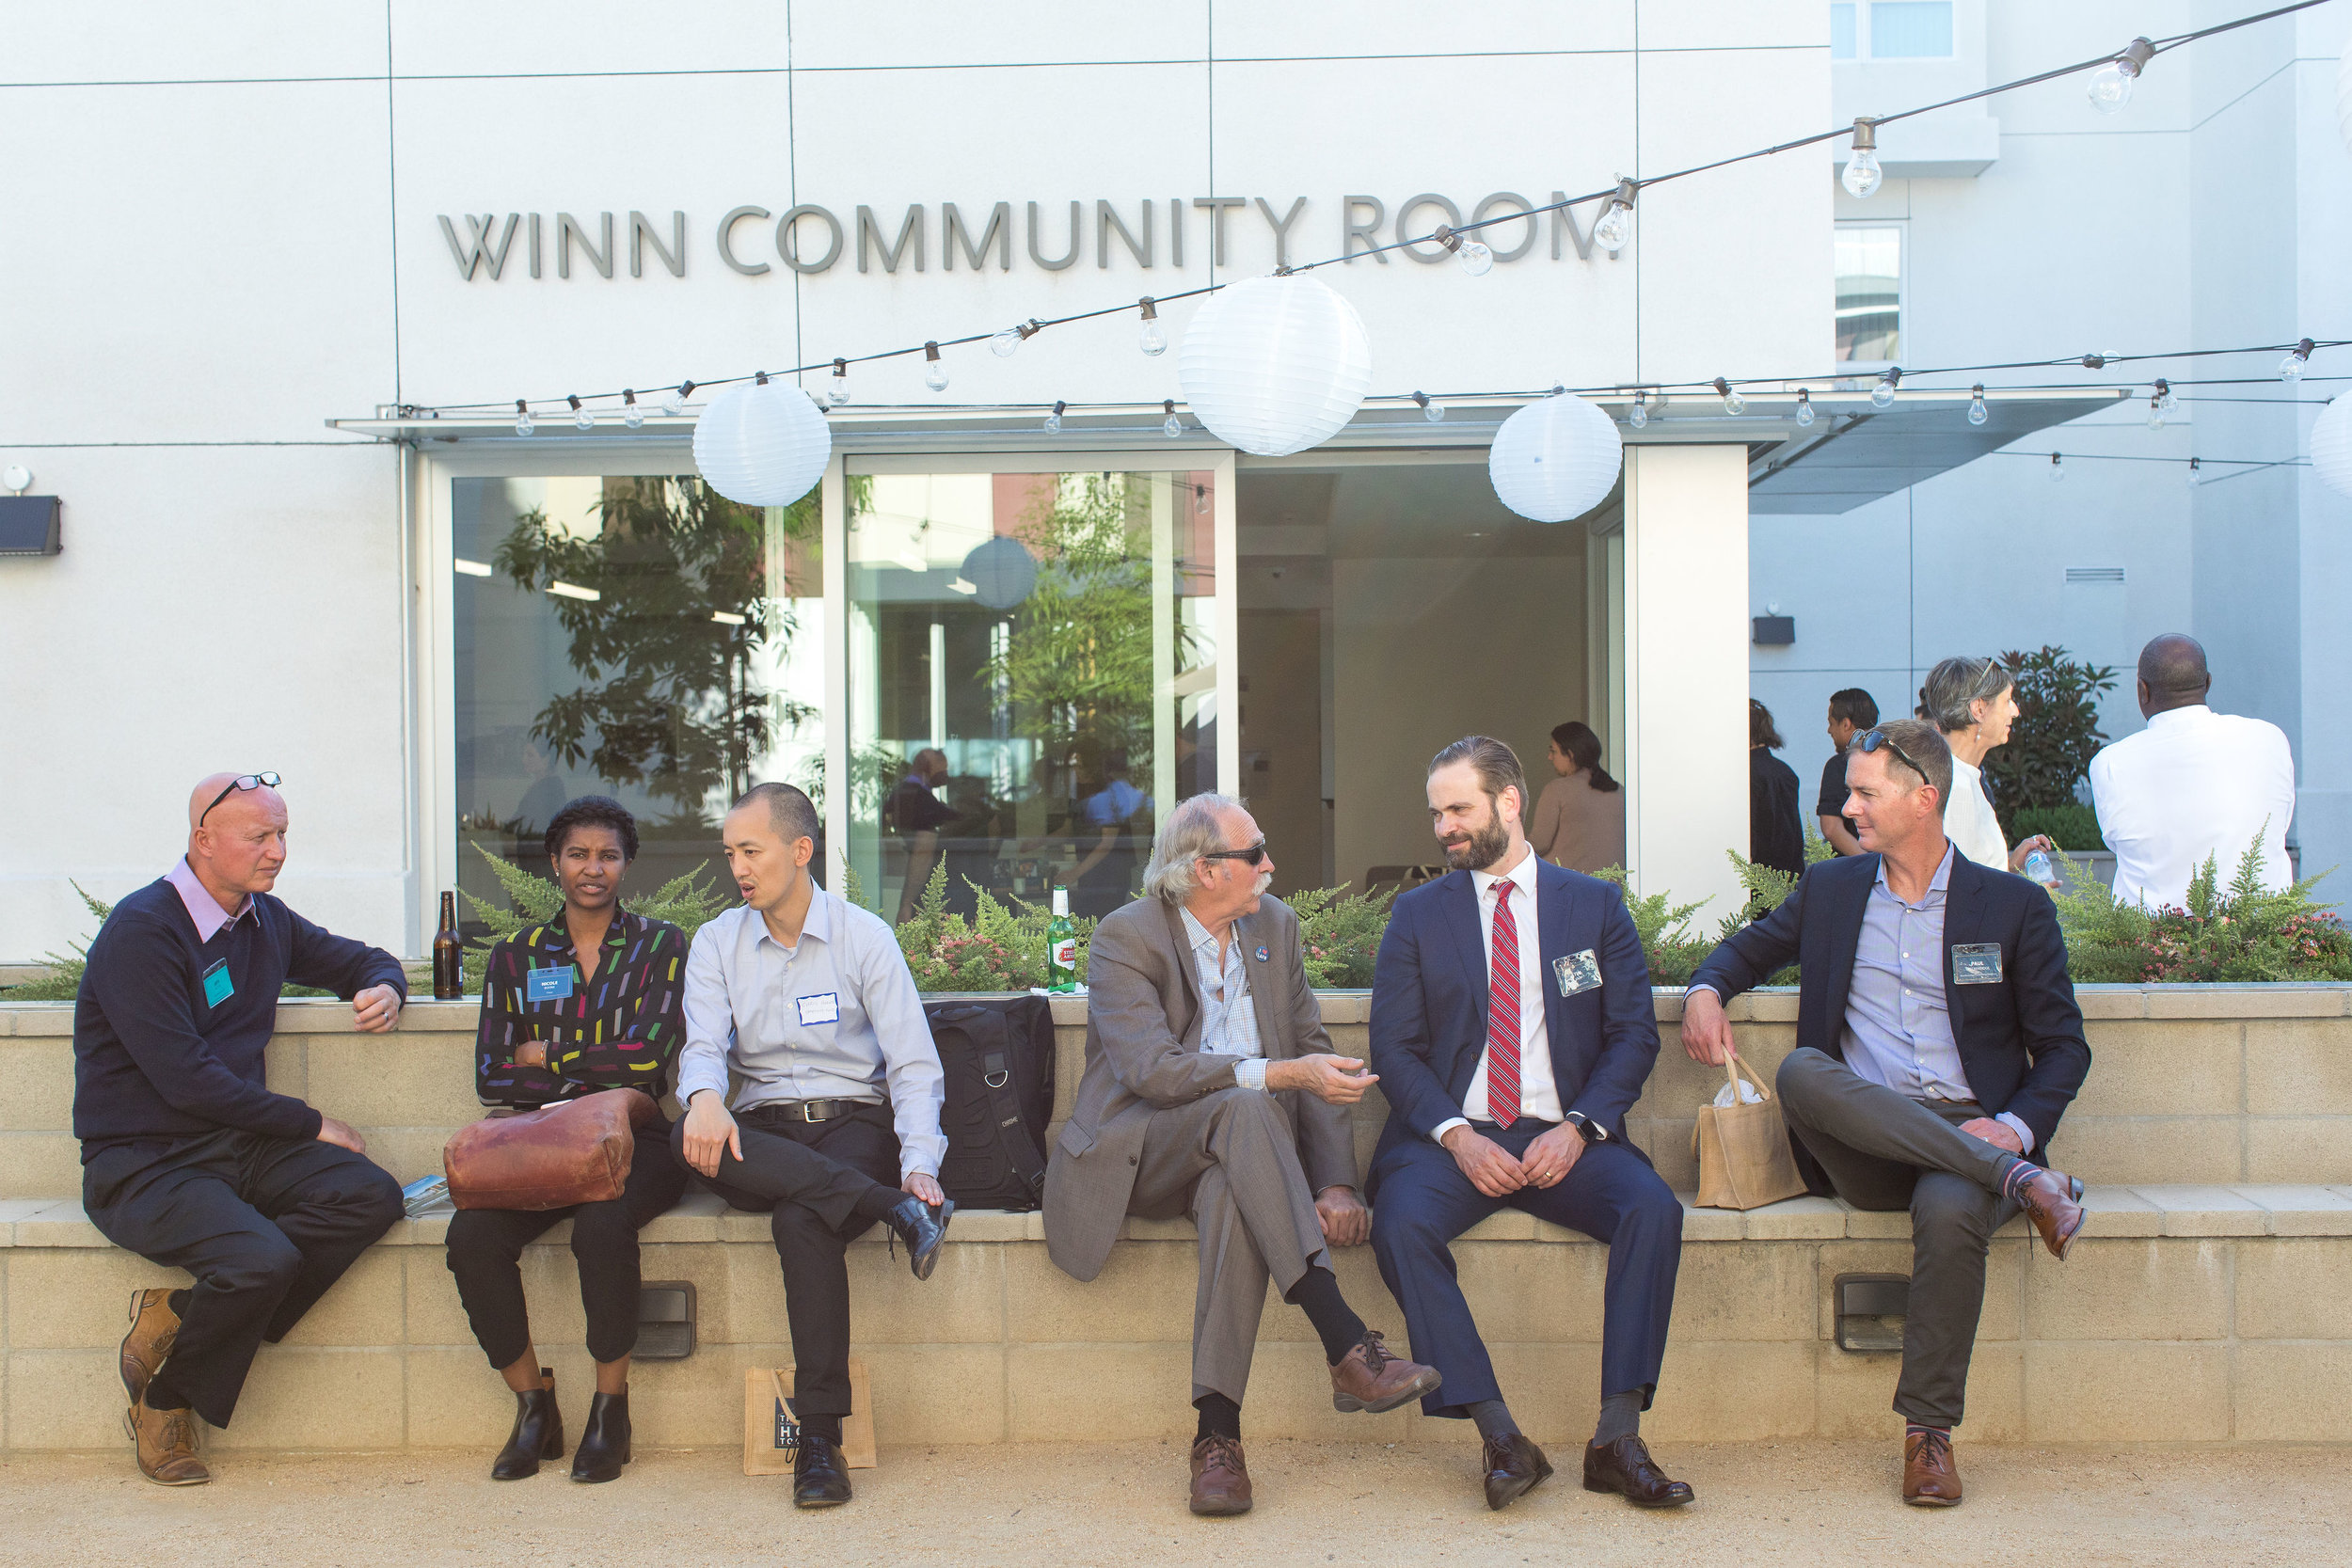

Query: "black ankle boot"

xmin=491 ymin=1371 xmax=563 ymax=1481
xmin=883 ymin=1196 xmax=955 ymax=1280
xmin=571 ymin=1390 xmax=631 ymax=1482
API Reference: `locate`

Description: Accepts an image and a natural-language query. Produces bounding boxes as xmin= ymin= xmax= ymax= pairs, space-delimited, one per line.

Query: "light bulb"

xmin=827 ymin=358 xmax=851 ymax=405
xmin=1137 ymin=296 xmax=1168 ymax=356
xmin=623 ymin=389 xmax=644 ymax=429
xmin=1163 ymin=399 xmax=1184 ymax=438
xmin=1968 ymin=385 xmax=1988 ymax=426
xmin=1042 ymin=400 xmax=1065 ymax=435
xmin=660 ymin=380 xmax=693 ymax=416
xmin=1457 ymin=237 xmax=1494 ymax=276
xmin=2089 ymin=38 xmax=2154 ymax=114
xmin=923 ymin=342 xmax=948 ymax=392
xmin=1628 ymin=391 xmax=1648 ymax=429
xmin=2148 ymin=394 xmax=2166 ymax=430
xmin=569 ymin=395 xmax=592 ymax=431
xmin=1841 ymin=118 xmax=1883 ymax=198
xmin=1795 ymin=388 xmax=1816 ymax=428
xmin=1871 ymin=368 xmax=1901 ymax=408
xmin=1194 ymin=483 xmax=1210 ymax=515
xmin=990 ymin=327 xmax=1025 ymax=358
xmin=1413 ymin=391 xmax=1445 ymax=423
xmin=2280 ymin=339 xmax=2312 ymax=382
xmin=2185 ymin=457 xmax=2202 ymax=486
xmin=514 ymin=399 xmax=533 ymax=436
xmin=1714 ymin=378 xmax=1745 ymax=415
xmin=1593 ymin=177 xmax=1636 ymax=253
xmin=2048 ymin=453 xmax=2065 ymax=483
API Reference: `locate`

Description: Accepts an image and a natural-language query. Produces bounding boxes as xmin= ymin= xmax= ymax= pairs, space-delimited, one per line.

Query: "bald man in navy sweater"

xmin=74 ymin=773 xmax=407 ymax=1485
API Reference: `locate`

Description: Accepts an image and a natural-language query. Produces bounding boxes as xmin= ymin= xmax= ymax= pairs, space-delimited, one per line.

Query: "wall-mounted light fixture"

xmin=0 ymin=466 xmax=61 ymax=557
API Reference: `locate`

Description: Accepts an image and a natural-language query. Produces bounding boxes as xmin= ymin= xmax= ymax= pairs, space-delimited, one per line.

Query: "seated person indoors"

xmin=1682 ymin=717 xmax=2090 ymax=1509
xmin=674 ymin=783 xmax=952 ymax=1511
xmin=1045 ymin=793 xmax=1438 ymax=1518
xmin=444 ymin=796 xmax=690 ymax=1483
xmin=74 ymin=772 xmax=406 ymax=1486
xmin=1370 ymin=737 xmax=1691 ymax=1514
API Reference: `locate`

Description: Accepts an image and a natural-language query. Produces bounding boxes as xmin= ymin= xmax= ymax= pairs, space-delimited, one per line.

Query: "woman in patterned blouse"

xmin=445 ymin=795 xmax=689 ymax=1484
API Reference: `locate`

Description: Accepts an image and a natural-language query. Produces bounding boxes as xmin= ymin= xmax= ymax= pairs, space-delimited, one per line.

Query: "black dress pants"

xmin=444 ymin=1123 xmax=689 ymax=1368
xmin=674 ymin=1101 xmax=900 ymax=1417
xmin=81 ymin=1128 xmax=404 ymax=1429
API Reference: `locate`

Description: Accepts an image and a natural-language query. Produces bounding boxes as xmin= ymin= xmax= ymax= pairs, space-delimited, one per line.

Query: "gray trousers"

xmin=1128 ymin=1086 xmax=1333 ymax=1406
xmin=1775 ymin=1047 xmax=2025 ymax=1429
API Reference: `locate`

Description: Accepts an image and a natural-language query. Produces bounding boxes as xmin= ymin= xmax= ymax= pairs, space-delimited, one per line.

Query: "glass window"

xmin=1835 ymin=225 xmax=1902 ymax=365
xmin=452 ymin=474 xmax=822 ymax=928
xmin=1869 ymin=1 xmax=1952 ymax=57
xmin=846 ymin=468 xmax=1217 ymax=925
xmin=1830 ymin=3 xmax=1857 ymax=59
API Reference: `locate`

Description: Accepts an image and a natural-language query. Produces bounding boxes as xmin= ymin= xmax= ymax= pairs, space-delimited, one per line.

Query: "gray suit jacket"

xmin=1042 ymin=893 xmax=1357 ymax=1282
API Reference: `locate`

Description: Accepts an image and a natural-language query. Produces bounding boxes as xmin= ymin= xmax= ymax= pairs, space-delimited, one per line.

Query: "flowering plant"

xmin=2052 ymin=831 xmax=2352 ymax=983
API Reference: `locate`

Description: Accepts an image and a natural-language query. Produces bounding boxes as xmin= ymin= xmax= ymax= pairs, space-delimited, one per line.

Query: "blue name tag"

xmin=1951 ymin=943 xmax=2004 ymax=985
xmin=526 ymin=966 xmax=575 ymax=1003
xmin=201 ymin=958 xmax=234 ymax=1009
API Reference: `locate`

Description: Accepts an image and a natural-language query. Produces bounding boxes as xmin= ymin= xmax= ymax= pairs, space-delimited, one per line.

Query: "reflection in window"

xmin=452 ymin=475 xmax=823 ymax=930
xmin=1868 ymin=2 xmax=1953 ymax=58
xmin=848 ymin=469 xmax=1216 ymax=925
xmin=1835 ymin=226 xmax=1901 ymax=365
xmin=1830 ymin=3 xmax=1856 ymax=59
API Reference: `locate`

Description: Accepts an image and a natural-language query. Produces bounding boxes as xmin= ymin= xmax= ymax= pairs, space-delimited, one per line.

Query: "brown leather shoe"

xmin=1188 ymin=1434 xmax=1252 ymax=1515
xmin=128 ymin=1394 xmax=210 ymax=1486
xmin=1329 ymin=1330 xmax=1442 ymax=1414
xmin=1581 ymin=1434 xmax=1694 ymax=1507
xmin=2014 ymin=1168 xmax=2087 ymax=1260
xmin=1903 ymin=1428 xmax=1963 ymax=1506
xmin=119 ymin=1288 xmax=181 ymax=1408
xmin=1482 ymin=1433 xmax=1553 ymax=1511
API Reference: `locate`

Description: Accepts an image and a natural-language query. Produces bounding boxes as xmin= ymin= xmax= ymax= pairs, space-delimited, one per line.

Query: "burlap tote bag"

xmin=1691 ymin=1053 xmax=1808 ymax=1211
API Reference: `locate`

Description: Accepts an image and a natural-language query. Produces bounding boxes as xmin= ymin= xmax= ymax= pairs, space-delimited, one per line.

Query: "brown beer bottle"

xmin=433 ymin=891 xmax=464 ymax=999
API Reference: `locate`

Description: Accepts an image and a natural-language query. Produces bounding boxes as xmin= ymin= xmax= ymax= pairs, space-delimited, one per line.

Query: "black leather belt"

xmin=743 ymin=1098 xmax=870 ymax=1125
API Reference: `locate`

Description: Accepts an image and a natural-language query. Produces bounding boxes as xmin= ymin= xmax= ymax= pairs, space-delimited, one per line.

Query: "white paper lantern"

xmin=961 ymin=535 xmax=1039 ymax=610
xmin=2313 ymin=392 xmax=2352 ymax=500
xmin=692 ymin=378 xmax=832 ymax=506
xmin=1177 ymin=274 xmax=1372 ymax=456
xmin=1487 ymin=392 xmax=1625 ymax=523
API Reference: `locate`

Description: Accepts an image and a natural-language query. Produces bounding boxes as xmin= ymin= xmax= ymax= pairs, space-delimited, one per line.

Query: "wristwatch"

xmin=1565 ymin=1112 xmax=1610 ymax=1145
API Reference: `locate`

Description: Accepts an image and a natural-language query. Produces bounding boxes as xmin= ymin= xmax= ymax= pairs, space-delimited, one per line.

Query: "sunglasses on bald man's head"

xmin=199 ymin=771 xmax=282 ymax=826
xmin=1198 ymin=839 xmax=1269 ymax=867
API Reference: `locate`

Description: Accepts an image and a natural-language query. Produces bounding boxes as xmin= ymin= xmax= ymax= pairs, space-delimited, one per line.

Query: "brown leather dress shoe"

xmin=1189 ymin=1434 xmax=1252 ymax=1516
xmin=128 ymin=1394 xmax=210 ymax=1486
xmin=1581 ymin=1434 xmax=1693 ymax=1508
xmin=2014 ymin=1168 xmax=2088 ymax=1260
xmin=1482 ymin=1433 xmax=1553 ymax=1512
xmin=1903 ymin=1428 xmax=1963 ymax=1506
xmin=119 ymin=1289 xmax=181 ymax=1408
xmin=1329 ymin=1331 xmax=1442 ymax=1414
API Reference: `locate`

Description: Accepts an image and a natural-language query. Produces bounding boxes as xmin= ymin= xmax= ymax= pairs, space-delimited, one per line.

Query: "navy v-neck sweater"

xmin=72 ymin=877 xmax=407 ymax=1152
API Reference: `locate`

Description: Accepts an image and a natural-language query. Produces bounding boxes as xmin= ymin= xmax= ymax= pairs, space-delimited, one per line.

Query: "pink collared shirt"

xmin=165 ymin=858 xmax=253 ymax=943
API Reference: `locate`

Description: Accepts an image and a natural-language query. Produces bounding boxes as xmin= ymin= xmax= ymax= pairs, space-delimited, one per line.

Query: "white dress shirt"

xmin=1179 ymin=906 xmax=1269 ymax=1092
xmin=676 ymin=890 xmax=947 ymax=1178
xmin=1432 ymin=847 xmax=1564 ymax=1142
xmin=2090 ymin=705 xmax=2297 ymax=911
xmin=1944 ymin=755 xmax=2008 ymax=871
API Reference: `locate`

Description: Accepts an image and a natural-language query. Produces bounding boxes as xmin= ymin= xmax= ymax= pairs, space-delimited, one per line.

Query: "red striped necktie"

xmin=1486 ymin=881 xmax=1521 ymax=1128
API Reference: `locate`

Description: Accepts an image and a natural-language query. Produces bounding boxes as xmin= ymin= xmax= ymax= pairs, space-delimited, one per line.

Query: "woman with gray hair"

xmin=1919 ymin=657 xmax=2053 ymax=874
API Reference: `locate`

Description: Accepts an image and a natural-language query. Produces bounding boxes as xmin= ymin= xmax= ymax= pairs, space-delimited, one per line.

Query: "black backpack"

xmin=926 ymin=995 xmax=1057 ymax=1211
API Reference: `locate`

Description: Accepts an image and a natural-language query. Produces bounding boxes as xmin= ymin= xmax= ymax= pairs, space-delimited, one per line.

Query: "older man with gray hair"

xmin=1044 ymin=792 xmax=1438 ymax=1517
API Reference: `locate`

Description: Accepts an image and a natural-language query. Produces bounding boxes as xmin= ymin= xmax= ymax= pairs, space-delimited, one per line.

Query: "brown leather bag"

xmin=444 ymin=1088 xmax=660 ymax=1211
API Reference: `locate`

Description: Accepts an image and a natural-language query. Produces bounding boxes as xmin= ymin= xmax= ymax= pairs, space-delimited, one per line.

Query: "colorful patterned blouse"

xmin=474 ymin=908 xmax=687 ymax=1107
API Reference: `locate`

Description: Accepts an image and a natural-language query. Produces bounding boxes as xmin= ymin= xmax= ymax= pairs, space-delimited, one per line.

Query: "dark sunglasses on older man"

xmin=1198 ymin=839 xmax=1269 ymax=867
xmin=199 ymin=771 xmax=282 ymax=826
xmin=1853 ymin=730 xmax=1923 ymax=784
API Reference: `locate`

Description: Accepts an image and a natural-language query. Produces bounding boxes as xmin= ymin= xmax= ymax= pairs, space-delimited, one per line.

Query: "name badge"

xmin=796 ymin=992 xmax=841 ymax=1027
xmin=200 ymin=958 xmax=234 ymax=1009
xmin=1553 ymin=949 xmax=1603 ymax=997
xmin=526 ymin=965 xmax=575 ymax=1003
xmin=1951 ymin=943 xmax=2005 ymax=985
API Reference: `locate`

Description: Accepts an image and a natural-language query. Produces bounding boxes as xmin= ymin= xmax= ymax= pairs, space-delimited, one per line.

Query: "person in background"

xmin=1073 ymin=747 xmax=1152 ymax=917
xmin=76 ymin=773 xmax=406 ymax=1486
xmin=1818 ymin=689 xmax=1879 ymax=856
xmin=2089 ymin=633 xmax=2297 ymax=910
xmin=445 ymin=796 xmax=690 ymax=1484
xmin=1919 ymin=657 xmax=2052 ymax=875
xmin=887 ymin=748 xmax=956 ymax=925
xmin=1530 ymin=721 xmax=1627 ymax=873
xmin=1749 ymin=700 xmax=1806 ymax=882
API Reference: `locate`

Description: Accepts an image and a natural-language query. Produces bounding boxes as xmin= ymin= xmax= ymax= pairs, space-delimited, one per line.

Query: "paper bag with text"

xmin=742 ymin=1359 xmax=876 ymax=1474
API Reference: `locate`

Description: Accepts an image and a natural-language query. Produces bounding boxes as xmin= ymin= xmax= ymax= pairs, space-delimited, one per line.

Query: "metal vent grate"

xmin=2064 ymin=566 xmax=2126 ymax=584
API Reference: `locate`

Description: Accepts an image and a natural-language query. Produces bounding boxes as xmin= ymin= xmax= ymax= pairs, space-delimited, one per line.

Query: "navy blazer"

xmin=1367 ymin=858 xmax=1660 ymax=1182
xmin=1688 ymin=848 xmax=2091 ymax=1156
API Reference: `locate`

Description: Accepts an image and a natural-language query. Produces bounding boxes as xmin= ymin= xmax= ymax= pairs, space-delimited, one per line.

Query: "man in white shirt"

xmin=673 ymin=783 xmax=951 ymax=1511
xmin=2090 ymin=635 xmax=2297 ymax=910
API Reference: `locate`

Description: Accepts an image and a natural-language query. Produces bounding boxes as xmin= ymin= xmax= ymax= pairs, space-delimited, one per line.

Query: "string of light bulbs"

xmin=402 ymin=0 xmax=2337 ymax=430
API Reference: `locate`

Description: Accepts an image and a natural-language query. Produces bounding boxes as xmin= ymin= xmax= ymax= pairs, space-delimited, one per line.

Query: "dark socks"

xmin=143 ymin=1369 xmax=191 ymax=1413
xmin=1281 ymin=1265 xmax=1368 ymax=1366
xmin=1193 ymin=1392 xmax=1242 ymax=1443
xmin=167 ymin=1290 xmax=191 ymax=1318
xmin=1594 ymin=1388 xmax=1643 ymax=1447
xmin=802 ymin=1412 xmax=844 ymax=1447
xmin=856 ymin=1184 xmax=912 ymax=1226
xmin=1468 ymin=1399 xmax=1519 ymax=1442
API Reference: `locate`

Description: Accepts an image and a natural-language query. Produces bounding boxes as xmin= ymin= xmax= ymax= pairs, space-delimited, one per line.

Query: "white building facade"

xmin=1 ymin=1 xmax=2344 ymax=961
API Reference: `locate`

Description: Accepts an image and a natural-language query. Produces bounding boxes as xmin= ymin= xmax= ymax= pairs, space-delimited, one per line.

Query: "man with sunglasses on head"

xmin=73 ymin=773 xmax=408 ymax=1486
xmin=1045 ymin=792 xmax=1438 ymax=1517
xmin=1682 ymin=718 xmax=2091 ymax=1508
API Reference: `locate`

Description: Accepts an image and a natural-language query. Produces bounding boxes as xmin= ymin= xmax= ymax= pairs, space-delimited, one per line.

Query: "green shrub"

xmin=1593 ymin=866 xmax=1717 ymax=987
xmin=2011 ymin=803 xmax=2105 ymax=852
xmin=2050 ymin=831 xmax=2352 ymax=983
xmin=1291 ymin=882 xmax=1396 ymax=989
xmin=1984 ymin=645 xmax=2120 ymax=815
xmin=460 ymin=846 xmax=732 ymax=991
xmin=5 ymin=881 xmax=111 ymax=1001
xmin=887 ymin=863 xmax=1097 ymax=992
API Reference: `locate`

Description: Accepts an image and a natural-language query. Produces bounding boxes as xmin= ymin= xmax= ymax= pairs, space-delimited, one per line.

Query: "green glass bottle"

xmin=1046 ymin=884 xmax=1078 ymax=993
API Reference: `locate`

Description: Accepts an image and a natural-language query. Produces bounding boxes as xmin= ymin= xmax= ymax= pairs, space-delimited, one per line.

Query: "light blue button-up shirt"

xmin=1842 ymin=843 xmax=2036 ymax=1152
xmin=1179 ymin=906 xmax=1269 ymax=1091
xmin=676 ymin=890 xmax=947 ymax=1177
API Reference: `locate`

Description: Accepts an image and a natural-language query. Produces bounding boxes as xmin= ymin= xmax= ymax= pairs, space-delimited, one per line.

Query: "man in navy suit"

xmin=1369 ymin=736 xmax=1691 ymax=1512
xmin=1683 ymin=717 xmax=2090 ymax=1509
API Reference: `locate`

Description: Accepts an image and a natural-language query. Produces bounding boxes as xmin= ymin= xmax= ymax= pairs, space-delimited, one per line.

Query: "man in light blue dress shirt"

xmin=672 ymin=783 xmax=952 ymax=1511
